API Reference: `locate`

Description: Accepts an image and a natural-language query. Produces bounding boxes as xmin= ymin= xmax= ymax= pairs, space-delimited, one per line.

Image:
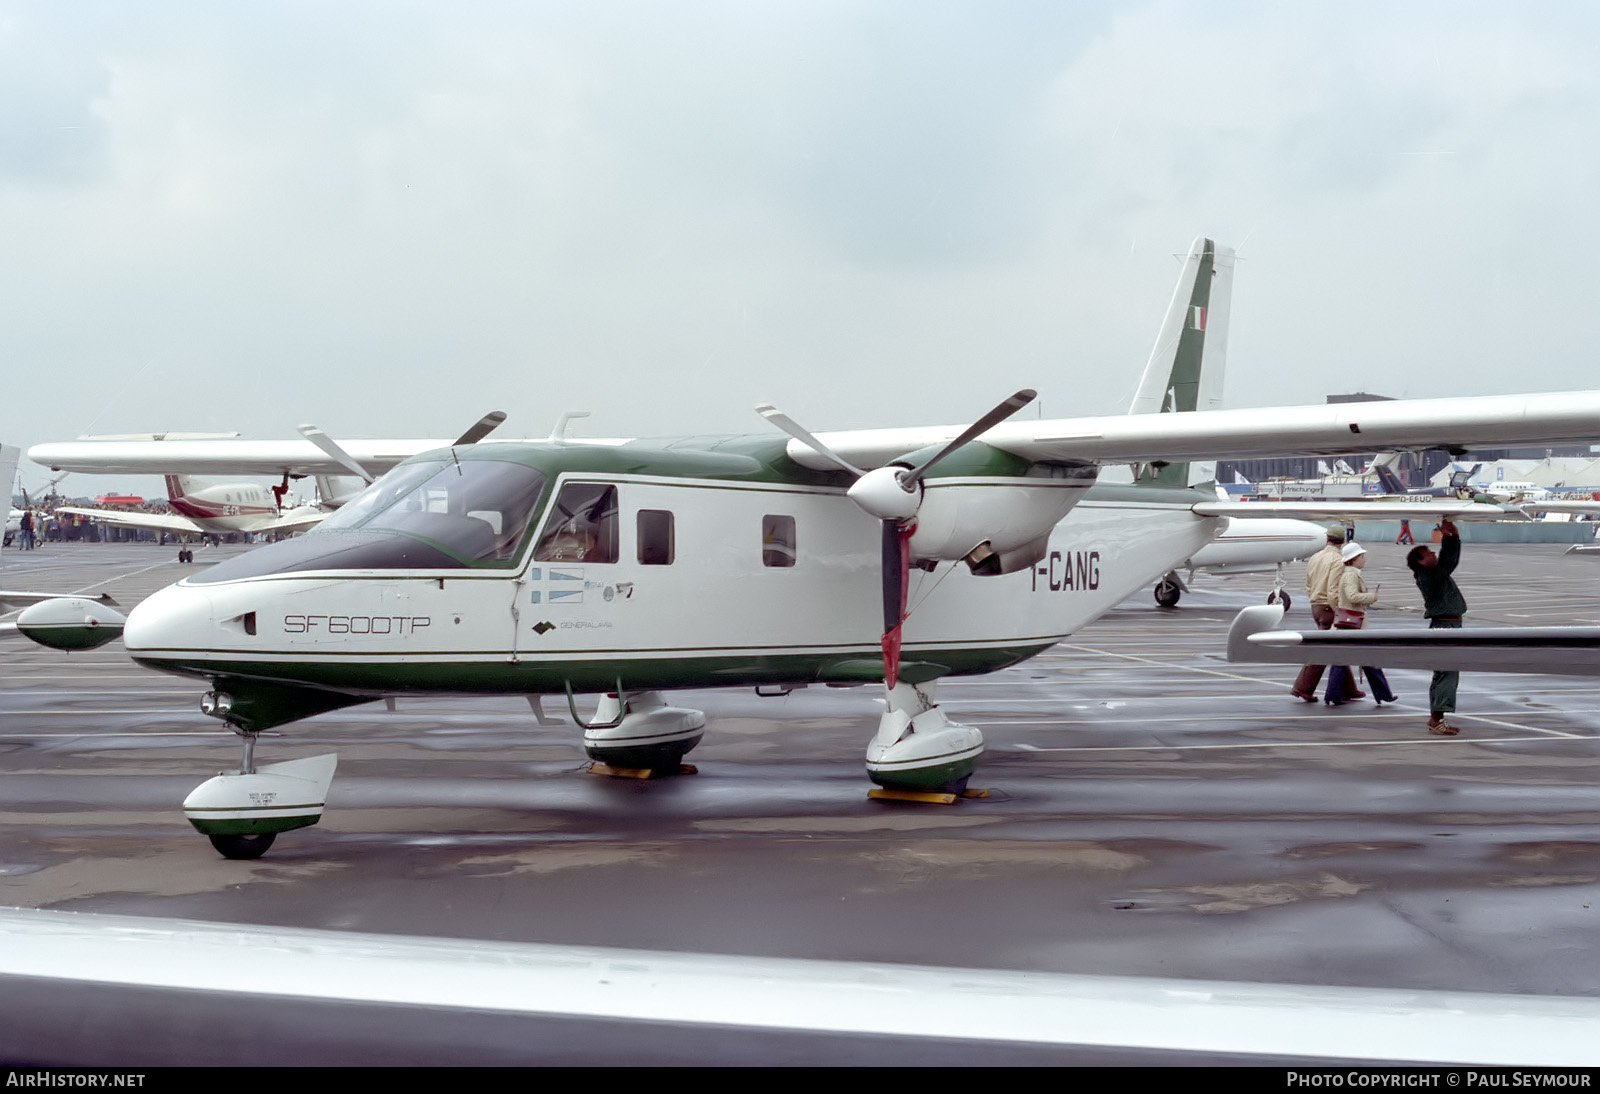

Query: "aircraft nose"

xmin=124 ymin=582 xmax=216 ymax=655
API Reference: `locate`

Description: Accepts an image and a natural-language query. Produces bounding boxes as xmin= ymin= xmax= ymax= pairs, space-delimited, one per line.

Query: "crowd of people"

xmin=7 ymin=497 xmax=183 ymax=547
xmin=1289 ymin=520 xmax=1466 ymax=736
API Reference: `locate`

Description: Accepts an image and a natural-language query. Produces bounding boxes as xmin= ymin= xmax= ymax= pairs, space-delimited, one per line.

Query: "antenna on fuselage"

xmin=548 ymin=411 xmax=591 ymax=444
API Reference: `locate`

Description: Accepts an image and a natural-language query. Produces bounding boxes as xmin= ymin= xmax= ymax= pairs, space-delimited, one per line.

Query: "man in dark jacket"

xmin=1406 ymin=520 xmax=1467 ymax=736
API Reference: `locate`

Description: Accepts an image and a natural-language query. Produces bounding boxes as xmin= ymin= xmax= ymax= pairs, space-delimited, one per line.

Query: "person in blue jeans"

xmin=1324 ymin=542 xmax=1396 ymax=705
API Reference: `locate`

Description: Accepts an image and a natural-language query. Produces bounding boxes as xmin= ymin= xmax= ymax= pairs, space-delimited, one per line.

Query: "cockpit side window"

xmin=313 ymin=458 xmax=548 ymax=565
xmin=534 ymin=483 xmax=619 ymax=563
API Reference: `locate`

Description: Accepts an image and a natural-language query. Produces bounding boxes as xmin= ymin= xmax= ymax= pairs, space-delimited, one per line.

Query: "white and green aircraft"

xmin=15 ymin=240 xmax=1596 ymax=860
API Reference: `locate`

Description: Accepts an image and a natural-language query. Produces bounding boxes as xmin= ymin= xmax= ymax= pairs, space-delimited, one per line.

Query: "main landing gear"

xmin=576 ymin=689 xmax=706 ymax=777
xmin=1154 ymin=571 xmax=1184 ymax=608
xmin=183 ymin=696 xmax=337 ymax=859
xmin=1266 ymin=563 xmax=1292 ymax=612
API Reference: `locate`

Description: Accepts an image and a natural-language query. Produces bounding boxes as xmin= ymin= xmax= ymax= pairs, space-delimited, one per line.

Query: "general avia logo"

xmin=531 ymin=621 xmax=556 ymax=635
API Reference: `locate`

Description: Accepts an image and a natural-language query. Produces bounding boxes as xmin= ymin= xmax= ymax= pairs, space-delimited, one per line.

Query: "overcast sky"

xmin=5 ymin=1 xmax=1599 ymax=494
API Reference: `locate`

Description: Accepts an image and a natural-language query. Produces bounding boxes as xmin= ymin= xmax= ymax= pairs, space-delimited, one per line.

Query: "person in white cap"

xmin=1324 ymin=541 xmax=1397 ymax=705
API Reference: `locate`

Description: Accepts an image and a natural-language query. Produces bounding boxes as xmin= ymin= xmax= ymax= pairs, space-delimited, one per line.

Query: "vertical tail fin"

xmin=1373 ymin=464 xmax=1407 ymax=494
xmin=1128 ymin=237 xmax=1236 ymax=486
xmin=2 ymin=443 xmax=19 ymax=551
xmin=1 ymin=444 xmax=18 ymax=509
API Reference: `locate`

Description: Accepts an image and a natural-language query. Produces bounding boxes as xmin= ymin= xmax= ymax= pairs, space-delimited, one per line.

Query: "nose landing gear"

xmin=185 ymin=697 xmax=337 ymax=859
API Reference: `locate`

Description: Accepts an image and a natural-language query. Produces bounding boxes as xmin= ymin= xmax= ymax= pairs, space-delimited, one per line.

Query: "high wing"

xmin=786 ymin=391 xmax=1600 ymax=470
xmin=1225 ymin=604 xmax=1600 ymax=676
xmin=31 ymin=392 xmax=1600 ymax=480
xmin=31 ymin=438 xmax=470 ymax=478
xmin=28 ymin=411 xmax=522 ymax=479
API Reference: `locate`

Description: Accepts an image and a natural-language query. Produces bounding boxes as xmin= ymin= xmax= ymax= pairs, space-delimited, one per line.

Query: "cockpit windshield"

xmin=315 ymin=457 xmax=548 ymax=564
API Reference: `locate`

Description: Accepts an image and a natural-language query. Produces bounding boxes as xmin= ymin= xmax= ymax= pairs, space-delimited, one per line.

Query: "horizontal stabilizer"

xmin=1226 ymin=607 xmax=1600 ymax=676
xmin=1194 ymin=500 xmax=1508 ymax=521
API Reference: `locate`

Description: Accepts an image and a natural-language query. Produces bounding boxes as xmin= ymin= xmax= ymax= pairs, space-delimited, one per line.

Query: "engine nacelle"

xmin=908 ymin=480 xmax=1084 ymax=574
xmin=14 ymin=597 xmax=127 ymax=651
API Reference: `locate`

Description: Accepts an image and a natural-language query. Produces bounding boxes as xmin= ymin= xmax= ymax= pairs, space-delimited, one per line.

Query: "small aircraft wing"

xmin=1521 ymin=500 xmax=1600 ymax=515
xmin=0 ymin=590 xmax=117 ymax=610
xmin=245 ymin=505 xmax=327 ymax=536
xmin=1225 ymin=604 xmax=1600 ymax=676
xmin=52 ymin=506 xmax=214 ymax=536
xmin=792 ymin=391 xmax=1600 ymax=470
xmin=1193 ymin=500 xmax=1509 ymax=520
xmin=29 ymin=411 xmax=517 ymax=479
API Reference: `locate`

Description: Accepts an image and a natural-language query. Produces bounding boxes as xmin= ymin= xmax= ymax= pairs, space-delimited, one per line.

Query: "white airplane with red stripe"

xmin=54 ymin=474 xmax=326 ymax=557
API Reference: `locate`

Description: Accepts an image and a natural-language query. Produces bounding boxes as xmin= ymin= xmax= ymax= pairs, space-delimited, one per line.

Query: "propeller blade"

xmin=297 ymin=424 xmax=375 ymax=485
xmin=453 ymin=410 xmax=507 ymax=446
xmin=880 ymin=521 xmax=912 ymax=690
xmin=899 ymin=389 xmax=1036 ymax=488
xmin=755 ymin=403 xmax=866 ymax=478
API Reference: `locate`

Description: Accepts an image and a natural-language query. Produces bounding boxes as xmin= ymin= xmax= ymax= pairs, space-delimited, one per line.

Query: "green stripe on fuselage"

xmin=133 ymin=643 xmax=1054 ymax=732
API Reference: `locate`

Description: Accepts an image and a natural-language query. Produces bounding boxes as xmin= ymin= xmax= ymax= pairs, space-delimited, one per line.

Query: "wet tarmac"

xmin=2 ymin=538 xmax=1598 ymax=1017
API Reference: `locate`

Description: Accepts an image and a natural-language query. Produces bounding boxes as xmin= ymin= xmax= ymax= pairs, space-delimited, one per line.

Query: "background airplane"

xmin=54 ymin=474 xmax=327 ymax=561
xmin=1371 ymin=456 xmax=1485 ymax=499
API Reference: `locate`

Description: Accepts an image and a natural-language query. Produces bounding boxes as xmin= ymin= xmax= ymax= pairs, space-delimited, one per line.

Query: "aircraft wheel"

xmin=1268 ymin=590 xmax=1292 ymax=611
xmin=1154 ymin=579 xmax=1181 ymax=608
xmin=208 ymin=832 xmax=276 ymax=860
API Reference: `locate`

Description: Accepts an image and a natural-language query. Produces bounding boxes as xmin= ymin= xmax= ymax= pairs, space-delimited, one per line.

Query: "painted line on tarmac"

xmin=977 ymin=711 xmax=1574 ymax=726
xmin=0 ymin=707 xmax=197 ymax=715
xmin=1010 ymin=733 xmax=1600 ymax=753
xmin=66 ymin=558 xmax=176 ymax=599
xmin=1055 ymin=642 xmax=1300 ymax=686
xmin=1052 ymin=643 xmax=1590 ymax=737
xmin=1442 ymin=712 xmax=1585 ymax=737
xmin=0 ymin=732 xmax=219 ymax=739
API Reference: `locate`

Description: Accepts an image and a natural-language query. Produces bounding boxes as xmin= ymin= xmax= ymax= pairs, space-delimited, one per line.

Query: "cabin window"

xmin=762 ymin=514 xmax=796 ymax=568
xmin=637 ymin=509 xmax=674 ymax=565
xmin=534 ymin=483 xmax=619 ymax=563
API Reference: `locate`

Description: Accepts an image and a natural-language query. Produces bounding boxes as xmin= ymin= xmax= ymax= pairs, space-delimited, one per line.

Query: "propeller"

xmin=297 ymin=424 xmax=375 ymax=485
xmin=757 ymin=389 xmax=1037 ymax=690
xmin=454 ymin=410 xmax=508 ymax=446
xmin=297 ymin=411 xmax=509 ymax=487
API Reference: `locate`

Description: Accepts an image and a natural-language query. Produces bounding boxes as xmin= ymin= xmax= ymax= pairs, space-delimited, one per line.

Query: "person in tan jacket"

xmin=1290 ymin=525 xmax=1349 ymax=701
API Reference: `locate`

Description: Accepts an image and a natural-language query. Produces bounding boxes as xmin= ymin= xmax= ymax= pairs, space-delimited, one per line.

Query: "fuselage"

xmin=1186 ymin=517 xmax=1324 ymax=575
xmin=163 ymin=476 xmax=281 ymax=532
xmin=123 ymin=440 xmax=1221 ymax=730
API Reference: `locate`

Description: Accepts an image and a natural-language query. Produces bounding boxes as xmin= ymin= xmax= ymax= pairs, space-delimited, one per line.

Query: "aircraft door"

xmin=517 ymin=482 xmax=620 ymax=661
